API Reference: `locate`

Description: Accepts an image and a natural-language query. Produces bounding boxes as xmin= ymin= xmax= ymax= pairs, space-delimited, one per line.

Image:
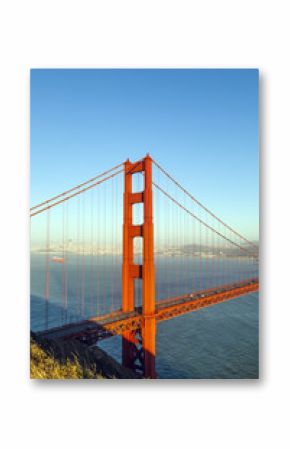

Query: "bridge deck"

xmin=36 ymin=278 xmax=259 ymax=343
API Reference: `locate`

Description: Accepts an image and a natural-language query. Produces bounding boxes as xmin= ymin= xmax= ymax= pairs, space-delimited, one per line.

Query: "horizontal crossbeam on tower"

xmin=129 ymin=192 xmax=144 ymax=204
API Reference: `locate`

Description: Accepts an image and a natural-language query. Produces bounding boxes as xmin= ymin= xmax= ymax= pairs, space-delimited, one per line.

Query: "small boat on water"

xmin=52 ymin=256 xmax=65 ymax=264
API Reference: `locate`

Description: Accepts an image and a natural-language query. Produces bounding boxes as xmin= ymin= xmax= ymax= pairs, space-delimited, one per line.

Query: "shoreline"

xmin=30 ymin=332 xmax=140 ymax=380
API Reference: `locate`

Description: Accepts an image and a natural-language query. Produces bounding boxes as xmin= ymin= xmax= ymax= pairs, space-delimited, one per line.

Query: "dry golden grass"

xmin=30 ymin=338 xmax=104 ymax=379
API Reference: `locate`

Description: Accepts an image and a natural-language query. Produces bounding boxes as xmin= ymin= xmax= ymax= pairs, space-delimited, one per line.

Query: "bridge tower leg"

xmin=122 ymin=154 xmax=156 ymax=378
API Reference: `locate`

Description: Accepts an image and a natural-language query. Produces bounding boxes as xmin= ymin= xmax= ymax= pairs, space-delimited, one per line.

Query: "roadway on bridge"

xmin=37 ymin=278 xmax=259 ymax=344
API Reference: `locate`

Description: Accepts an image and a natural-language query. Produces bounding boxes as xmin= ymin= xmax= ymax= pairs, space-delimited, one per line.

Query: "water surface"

xmin=31 ymin=254 xmax=258 ymax=378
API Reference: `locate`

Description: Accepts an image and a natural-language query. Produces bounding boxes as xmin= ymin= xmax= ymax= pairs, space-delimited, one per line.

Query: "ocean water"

xmin=31 ymin=254 xmax=259 ymax=379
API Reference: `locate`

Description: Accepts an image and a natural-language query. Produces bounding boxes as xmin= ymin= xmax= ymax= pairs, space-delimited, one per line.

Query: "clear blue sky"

xmin=30 ymin=69 xmax=259 ymax=241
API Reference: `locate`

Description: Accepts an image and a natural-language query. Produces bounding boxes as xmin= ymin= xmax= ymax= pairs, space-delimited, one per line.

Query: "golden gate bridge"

xmin=30 ymin=154 xmax=259 ymax=378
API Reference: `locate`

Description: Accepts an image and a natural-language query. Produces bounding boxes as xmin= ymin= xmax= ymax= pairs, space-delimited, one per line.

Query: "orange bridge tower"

xmin=122 ymin=154 xmax=156 ymax=378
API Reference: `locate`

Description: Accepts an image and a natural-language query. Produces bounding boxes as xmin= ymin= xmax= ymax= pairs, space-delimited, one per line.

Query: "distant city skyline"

xmin=30 ymin=239 xmax=258 ymax=258
xmin=31 ymin=69 xmax=259 ymax=241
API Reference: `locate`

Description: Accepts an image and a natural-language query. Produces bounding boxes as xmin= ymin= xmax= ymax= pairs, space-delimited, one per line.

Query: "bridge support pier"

xmin=122 ymin=320 xmax=156 ymax=378
xmin=142 ymin=317 xmax=156 ymax=378
xmin=122 ymin=329 xmax=143 ymax=375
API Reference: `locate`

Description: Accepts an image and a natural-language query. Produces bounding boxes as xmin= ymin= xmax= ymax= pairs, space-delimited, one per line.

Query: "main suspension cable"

xmin=153 ymin=181 xmax=256 ymax=257
xmin=152 ymin=158 xmax=258 ymax=251
xmin=30 ymin=162 xmax=124 ymax=212
xmin=30 ymin=168 xmax=124 ymax=217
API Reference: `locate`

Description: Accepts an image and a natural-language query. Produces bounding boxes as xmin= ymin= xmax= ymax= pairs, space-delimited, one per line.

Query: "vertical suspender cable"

xmin=62 ymin=202 xmax=65 ymax=324
xmin=65 ymin=201 xmax=69 ymax=319
xmin=96 ymin=185 xmax=100 ymax=316
xmin=77 ymin=195 xmax=80 ymax=317
xmin=45 ymin=209 xmax=50 ymax=330
xmin=90 ymin=188 xmax=94 ymax=316
xmin=81 ymin=194 xmax=85 ymax=317
xmin=199 ymin=208 xmax=201 ymax=290
xmin=111 ymin=176 xmax=114 ymax=313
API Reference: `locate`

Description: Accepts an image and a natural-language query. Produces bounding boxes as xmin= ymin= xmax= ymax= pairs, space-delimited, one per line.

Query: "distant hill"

xmin=179 ymin=242 xmax=259 ymax=258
